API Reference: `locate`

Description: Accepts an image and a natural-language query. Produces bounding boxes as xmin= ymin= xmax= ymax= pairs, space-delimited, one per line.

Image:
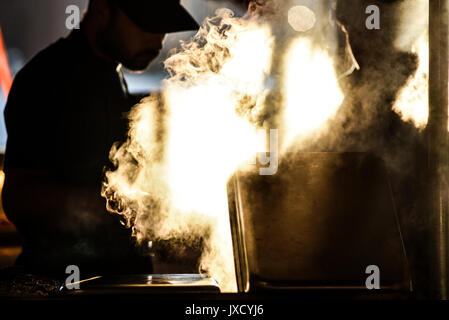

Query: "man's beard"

xmin=120 ymin=51 xmax=159 ymax=72
xmin=97 ymin=30 xmax=158 ymax=72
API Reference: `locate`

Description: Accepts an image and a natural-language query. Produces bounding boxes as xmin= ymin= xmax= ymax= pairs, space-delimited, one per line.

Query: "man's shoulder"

xmin=5 ymin=33 xmax=86 ymax=118
xmin=15 ymin=36 xmax=76 ymax=83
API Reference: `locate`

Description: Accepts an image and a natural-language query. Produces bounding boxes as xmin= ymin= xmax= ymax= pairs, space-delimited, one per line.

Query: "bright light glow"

xmin=392 ymin=33 xmax=429 ymax=129
xmin=282 ymin=37 xmax=344 ymax=151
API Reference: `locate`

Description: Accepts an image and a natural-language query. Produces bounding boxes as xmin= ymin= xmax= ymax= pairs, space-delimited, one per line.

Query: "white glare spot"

xmin=288 ymin=6 xmax=316 ymax=32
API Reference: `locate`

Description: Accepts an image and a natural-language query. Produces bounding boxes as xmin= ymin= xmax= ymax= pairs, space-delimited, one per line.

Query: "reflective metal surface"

xmin=228 ymin=152 xmax=411 ymax=292
xmin=60 ymin=273 xmax=220 ymax=295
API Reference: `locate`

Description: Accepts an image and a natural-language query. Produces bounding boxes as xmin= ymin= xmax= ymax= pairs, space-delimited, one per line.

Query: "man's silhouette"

xmin=2 ymin=0 xmax=198 ymax=279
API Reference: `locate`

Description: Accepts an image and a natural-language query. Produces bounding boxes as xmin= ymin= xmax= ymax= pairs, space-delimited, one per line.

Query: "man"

xmin=2 ymin=0 xmax=198 ymax=279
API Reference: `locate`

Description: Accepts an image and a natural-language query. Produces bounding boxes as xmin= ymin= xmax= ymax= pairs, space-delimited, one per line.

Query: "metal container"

xmin=227 ymin=152 xmax=411 ymax=292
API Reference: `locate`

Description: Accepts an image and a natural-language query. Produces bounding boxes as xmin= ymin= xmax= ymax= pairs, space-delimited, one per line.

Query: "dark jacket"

xmin=3 ymin=29 xmax=151 ymax=278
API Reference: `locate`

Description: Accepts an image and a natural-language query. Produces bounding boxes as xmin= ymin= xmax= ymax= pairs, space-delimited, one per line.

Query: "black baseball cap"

xmin=114 ymin=0 xmax=200 ymax=33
